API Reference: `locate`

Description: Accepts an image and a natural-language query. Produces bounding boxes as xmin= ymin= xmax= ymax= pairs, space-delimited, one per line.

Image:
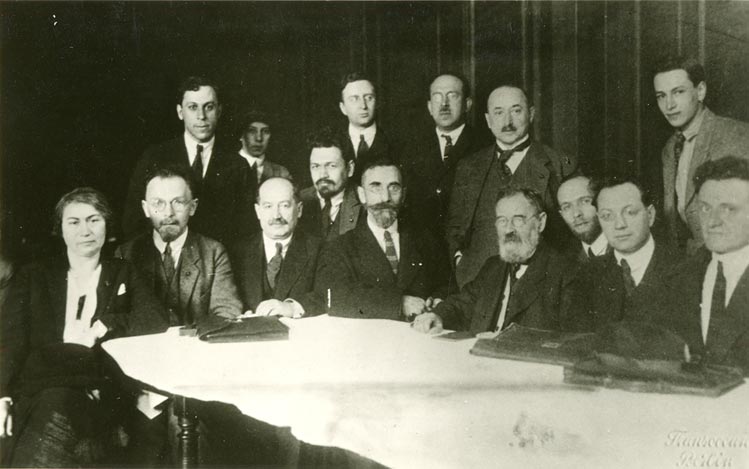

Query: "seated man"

xmin=229 ymin=177 xmax=323 ymax=317
xmin=661 ymin=157 xmax=749 ymax=374
xmin=237 ymin=110 xmax=291 ymax=184
xmin=315 ymin=158 xmax=451 ymax=320
xmin=556 ymin=174 xmax=609 ymax=262
xmin=414 ymin=187 xmax=583 ymax=334
xmin=583 ymin=175 xmax=682 ymax=330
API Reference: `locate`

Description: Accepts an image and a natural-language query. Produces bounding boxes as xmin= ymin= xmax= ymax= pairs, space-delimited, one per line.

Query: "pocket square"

xmin=117 ymin=283 xmax=126 ymax=295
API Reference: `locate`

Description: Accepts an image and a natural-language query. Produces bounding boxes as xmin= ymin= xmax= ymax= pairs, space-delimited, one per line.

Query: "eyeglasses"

xmin=495 ymin=213 xmax=539 ymax=229
xmin=430 ymin=91 xmax=461 ymax=104
xmin=147 ymin=198 xmax=194 ymax=213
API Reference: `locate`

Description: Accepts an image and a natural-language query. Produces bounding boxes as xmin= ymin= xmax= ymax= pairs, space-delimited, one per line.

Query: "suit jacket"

xmin=229 ymin=230 xmax=323 ymax=315
xmin=315 ymin=221 xmax=452 ymax=320
xmin=582 ymin=241 xmax=683 ymax=331
xmin=402 ymin=125 xmax=488 ymax=241
xmin=115 ymin=230 xmax=242 ymax=326
xmin=0 ymin=256 xmax=168 ymax=398
xmin=446 ymin=141 xmax=577 ymax=286
xmin=341 ymin=125 xmax=398 ymax=183
xmin=560 ymin=238 xmax=612 ymax=266
xmin=658 ymin=249 xmax=749 ymax=375
xmin=122 ymin=137 xmax=258 ymax=246
xmin=434 ymin=243 xmax=583 ymax=333
xmin=661 ymin=109 xmax=749 ymax=253
xmin=298 ymin=186 xmax=363 ymax=239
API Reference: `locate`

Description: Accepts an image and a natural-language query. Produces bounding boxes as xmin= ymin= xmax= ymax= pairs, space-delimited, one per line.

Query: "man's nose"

xmin=666 ymin=94 xmax=676 ymax=110
xmin=361 ymin=99 xmax=369 ymax=110
xmin=614 ymin=213 xmax=627 ymax=229
xmin=707 ymin=209 xmax=723 ymax=228
xmin=197 ymin=107 xmax=206 ymax=120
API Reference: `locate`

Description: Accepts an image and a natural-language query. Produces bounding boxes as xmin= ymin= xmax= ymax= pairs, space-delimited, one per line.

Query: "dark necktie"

xmin=383 ymin=230 xmax=398 ymax=275
xmin=707 ymin=261 xmax=727 ymax=345
xmin=620 ymin=258 xmax=636 ymax=297
xmin=441 ymin=134 xmax=453 ymax=161
xmin=266 ymin=242 xmax=283 ymax=290
xmin=673 ymin=131 xmax=686 ymax=167
xmin=321 ymin=198 xmax=333 ymax=236
xmin=163 ymin=242 xmax=176 ymax=282
xmin=192 ymin=144 xmax=204 ymax=182
xmin=496 ymin=138 xmax=531 ymax=177
xmin=357 ymin=134 xmax=369 ymax=159
xmin=587 ymin=247 xmax=595 ymax=259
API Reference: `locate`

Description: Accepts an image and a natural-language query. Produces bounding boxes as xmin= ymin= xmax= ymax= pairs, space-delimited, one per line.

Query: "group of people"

xmin=1 ymin=54 xmax=748 ymax=467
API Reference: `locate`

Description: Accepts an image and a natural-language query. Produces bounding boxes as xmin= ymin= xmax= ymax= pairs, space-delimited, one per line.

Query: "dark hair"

xmin=306 ymin=126 xmax=351 ymax=163
xmin=593 ymin=174 xmax=653 ymax=208
xmin=495 ymin=186 xmax=545 ymax=215
xmin=340 ymin=72 xmax=376 ymax=101
xmin=239 ymin=110 xmax=273 ymax=134
xmin=652 ymin=55 xmax=706 ymax=87
xmin=694 ymin=156 xmax=749 ymax=193
xmin=358 ymin=157 xmax=404 ymax=186
xmin=177 ymin=76 xmax=220 ymax=104
xmin=53 ymin=187 xmax=114 ymax=237
xmin=143 ymin=164 xmax=199 ymax=201
xmin=429 ymin=72 xmax=472 ymax=99
xmin=256 ymin=176 xmax=300 ymax=204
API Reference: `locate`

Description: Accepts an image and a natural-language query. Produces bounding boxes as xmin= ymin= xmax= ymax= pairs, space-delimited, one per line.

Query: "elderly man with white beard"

xmin=414 ymin=186 xmax=587 ymax=334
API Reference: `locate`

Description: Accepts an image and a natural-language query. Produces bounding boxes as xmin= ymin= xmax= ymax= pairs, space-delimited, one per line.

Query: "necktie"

xmin=383 ymin=230 xmax=398 ymax=275
xmin=321 ymin=198 xmax=333 ymax=236
xmin=192 ymin=144 xmax=204 ymax=181
xmin=707 ymin=261 xmax=727 ymax=344
xmin=163 ymin=242 xmax=176 ymax=282
xmin=496 ymin=138 xmax=531 ymax=177
xmin=441 ymin=134 xmax=453 ymax=161
xmin=587 ymin=247 xmax=595 ymax=259
xmin=357 ymin=134 xmax=369 ymax=159
xmin=620 ymin=258 xmax=636 ymax=297
xmin=266 ymin=242 xmax=283 ymax=290
xmin=673 ymin=131 xmax=686 ymax=167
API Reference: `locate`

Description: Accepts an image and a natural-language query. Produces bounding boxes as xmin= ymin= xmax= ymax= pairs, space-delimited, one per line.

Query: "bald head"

xmin=255 ymin=177 xmax=302 ymax=240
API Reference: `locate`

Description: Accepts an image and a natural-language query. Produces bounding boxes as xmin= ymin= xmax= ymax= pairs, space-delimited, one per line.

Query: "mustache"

xmin=158 ymin=219 xmax=179 ymax=228
xmin=502 ymin=232 xmax=521 ymax=243
xmin=369 ymin=202 xmax=398 ymax=212
xmin=315 ymin=178 xmax=335 ymax=186
xmin=501 ymin=124 xmax=517 ymax=132
xmin=268 ymin=217 xmax=288 ymax=226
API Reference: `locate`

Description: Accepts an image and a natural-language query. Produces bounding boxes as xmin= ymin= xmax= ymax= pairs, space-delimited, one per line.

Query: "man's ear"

xmin=357 ymin=186 xmax=366 ymax=203
xmin=697 ymin=81 xmax=707 ymax=103
xmin=296 ymin=200 xmax=303 ymax=219
xmin=141 ymin=200 xmax=150 ymax=219
xmin=465 ymin=97 xmax=473 ymax=114
xmin=254 ymin=203 xmax=262 ymax=222
xmin=177 ymin=104 xmax=184 ymax=121
xmin=537 ymin=211 xmax=547 ymax=233
xmin=647 ymin=205 xmax=656 ymax=227
xmin=347 ymin=160 xmax=355 ymax=178
xmin=339 ymin=101 xmax=347 ymax=117
xmin=189 ymin=199 xmax=198 ymax=216
xmin=216 ymin=103 xmax=223 ymax=119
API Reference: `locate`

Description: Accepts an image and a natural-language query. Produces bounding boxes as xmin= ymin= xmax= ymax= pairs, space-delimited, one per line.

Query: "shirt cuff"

xmin=0 ymin=396 xmax=13 ymax=406
xmin=284 ymin=299 xmax=305 ymax=319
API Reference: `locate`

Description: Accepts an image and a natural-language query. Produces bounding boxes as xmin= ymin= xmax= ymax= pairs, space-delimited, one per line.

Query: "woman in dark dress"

xmin=0 ymin=187 xmax=168 ymax=467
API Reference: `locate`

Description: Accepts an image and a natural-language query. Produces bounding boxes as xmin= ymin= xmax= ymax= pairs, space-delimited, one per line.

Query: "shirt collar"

xmin=583 ymin=232 xmax=609 ymax=257
xmin=680 ymin=106 xmax=706 ymax=141
xmin=496 ymin=134 xmax=529 ymax=152
xmin=349 ymin=123 xmax=377 ymax=142
xmin=614 ymin=234 xmax=655 ymax=270
xmin=153 ymin=227 xmax=189 ymax=255
xmin=435 ymin=123 xmax=466 ymax=143
xmin=366 ymin=213 xmax=398 ymax=239
xmin=239 ymin=148 xmax=264 ymax=167
xmin=712 ymin=243 xmax=749 ymax=280
xmin=183 ymin=131 xmax=215 ymax=152
xmin=262 ymin=233 xmax=292 ymax=258
xmin=317 ymin=188 xmax=346 ymax=209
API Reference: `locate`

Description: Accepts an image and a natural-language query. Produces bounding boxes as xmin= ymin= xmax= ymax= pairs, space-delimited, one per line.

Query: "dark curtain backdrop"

xmin=2 ymin=1 xmax=748 ymax=261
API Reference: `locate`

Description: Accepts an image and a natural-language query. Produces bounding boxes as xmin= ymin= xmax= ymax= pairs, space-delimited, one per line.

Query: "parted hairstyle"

xmin=652 ymin=55 xmax=706 ymax=87
xmin=53 ymin=187 xmax=114 ymax=237
xmin=428 ymin=71 xmax=472 ymax=99
xmin=340 ymin=72 xmax=376 ymax=100
xmin=694 ymin=156 xmax=749 ymax=193
xmin=177 ymin=76 xmax=220 ymax=104
xmin=592 ymin=174 xmax=653 ymax=208
xmin=255 ymin=176 xmax=301 ymax=204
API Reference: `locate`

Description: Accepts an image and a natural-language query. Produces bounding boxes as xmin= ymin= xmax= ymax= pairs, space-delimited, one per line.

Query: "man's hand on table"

xmin=412 ymin=312 xmax=443 ymax=334
xmin=255 ymin=299 xmax=296 ymax=318
xmin=402 ymin=295 xmax=426 ymax=319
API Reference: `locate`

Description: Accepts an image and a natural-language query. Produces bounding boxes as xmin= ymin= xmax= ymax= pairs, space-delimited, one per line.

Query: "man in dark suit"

xmin=661 ymin=157 xmax=749 ymax=374
xmin=299 ymin=126 xmax=362 ymax=240
xmin=653 ymin=56 xmax=749 ymax=253
xmin=403 ymin=73 xmax=487 ymax=243
xmin=122 ymin=76 xmax=257 ymax=245
xmin=116 ymin=165 xmax=242 ymax=327
xmin=582 ymin=175 xmax=682 ymax=331
xmin=447 ymin=84 xmax=577 ymax=287
xmin=237 ymin=110 xmax=291 ymax=185
xmin=556 ymin=174 xmax=608 ymax=263
xmin=338 ymin=72 xmax=396 ymax=182
xmin=414 ymin=187 xmax=582 ymax=334
xmin=230 ymin=177 xmax=323 ymax=317
xmin=315 ymin=158 xmax=451 ymax=320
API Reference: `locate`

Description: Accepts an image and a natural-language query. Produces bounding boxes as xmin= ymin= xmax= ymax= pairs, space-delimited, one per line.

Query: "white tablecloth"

xmin=104 ymin=315 xmax=749 ymax=469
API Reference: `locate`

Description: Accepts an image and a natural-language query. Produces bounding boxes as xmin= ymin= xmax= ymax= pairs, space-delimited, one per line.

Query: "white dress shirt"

xmin=700 ymin=243 xmax=749 ymax=342
xmin=184 ymin=131 xmax=215 ymax=178
xmin=367 ymin=215 xmax=400 ymax=259
xmin=348 ymin=123 xmax=377 ymax=157
xmin=64 ymin=264 xmax=107 ymax=347
xmin=614 ymin=235 xmax=656 ymax=286
xmin=495 ymin=264 xmax=529 ymax=331
xmin=496 ymin=135 xmax=531 ymax=174
xmin=582 ymin=232 xmax=609 ymax=258
xmin=153 ymin=228 xmax=189 ymax=268
xmin=317 ymin=190 xmax=346 ymax=222
xmin=675 ymin=107 xmax=705 ymax=218
xmin=435 ymin=124 xmax=466 ymax=160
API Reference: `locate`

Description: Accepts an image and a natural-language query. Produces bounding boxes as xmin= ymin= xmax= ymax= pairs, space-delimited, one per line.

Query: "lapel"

xmin=472 ymin=260 xmax=508 ymax=332
xmin=599 ymin=251 xmax=626 ymax=317
xmin=244 ymin=234 xmax=266 ymax=308
xmin=637 ymin=242 xmax=663 ymax=290
xmin=464 ymin=146 xmax=496 ymax=217
xmin=338 ymin=187 xmax=362 ymax=234
xmin=505 ymin=247 xmax=547 ymax=324
xmin=396 ymin=229 xmax=420 ymax=290
xmin=132 ymin=234 xmax=158 ymax=290
xmin=708 ymin=260 xmax=749 ymax=360
xmin=370 ymin=127 xmax=388 ymax=155
xmin=47 ymin=257 xmax=70 ymax=339
xmin=92 ymin=259 xmax=117 ymax=325
xmin=357 ymin=224 xmax=397 ymax=282
xmin=274 ymin=233 xmax=309 ymax=299
xmin=178 ymin=232 xmax=201 ymax=313
xmin=684 ymin=109 xmax=716 ymax=207
xmin=518 ymin=143 xmax=554 ymax=197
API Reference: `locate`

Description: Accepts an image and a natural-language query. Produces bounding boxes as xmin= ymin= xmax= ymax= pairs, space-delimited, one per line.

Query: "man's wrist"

xmin=0 ymin=397 xmax=13 ymax=406
xmin=283 ymin=299 xmax=305 ymax=319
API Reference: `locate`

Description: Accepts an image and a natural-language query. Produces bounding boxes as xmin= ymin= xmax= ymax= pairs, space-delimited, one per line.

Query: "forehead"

xmin=342 ymin=80 xmax=375 ymax=97
xmin=430 ymin=75 xmax=463 ymax=93
xmin=146 ymin=176 xmax=190 ymax=197
xmin=487 ymin=87 xmax=527 ymax=109
xmin=362 ymin=165 xmax=401 ymax=185
xmin=63 ymin=201 xmax=101 ymax=218
xmin=699 ymin=179 xmax=749 ymax=205
xmin=557 ymin=177 xmax=592 ymax=201
xmin=653 ymin=69 xmax=693 ymax=90
xmin=495 ymin=194 xmax=534 ymax=214
xmin=597 ymin=183 xmax=643 ymax=209
xmin=182 ymin=86 xmax=218 ymax=104
xmin=258 ymin=179 xmax=295 ymax=202
xmin=310 ymin=146 xmax=344 ymax=164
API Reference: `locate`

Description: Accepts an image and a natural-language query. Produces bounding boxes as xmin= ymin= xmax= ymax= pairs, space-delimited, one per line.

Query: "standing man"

xmin=338 ymin=72 xmax=396 ymax=182
xmin=123 ymin=76 xmax=257 ymax=245
xmin=556 ymin=174 xmax=608 ymax=262
xmin=237 ymin=110 xmax=291 ymax=184
xmin=403 ymin=73 xmax=487 ymax=242
xmin=447 ymin=84 xmax=577 ymax=287
xmin=653 ymin=56 xmax=749 ymax=253
xmin=662 ymin=157 xmax=749 ymax=374
xmin=299 ymin=127 xmax=363 ymax=240
xmin=315 ymin=158 xmax=451 ymax=320
xmin=229 ymin=177 xmax=323 ymax=317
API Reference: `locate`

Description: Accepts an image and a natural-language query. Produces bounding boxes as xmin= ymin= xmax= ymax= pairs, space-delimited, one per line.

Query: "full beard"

xmin=369 ymin=203 xmax=399 ymax=229
xmin=498 ymin=232 xmax=538 ymax=264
